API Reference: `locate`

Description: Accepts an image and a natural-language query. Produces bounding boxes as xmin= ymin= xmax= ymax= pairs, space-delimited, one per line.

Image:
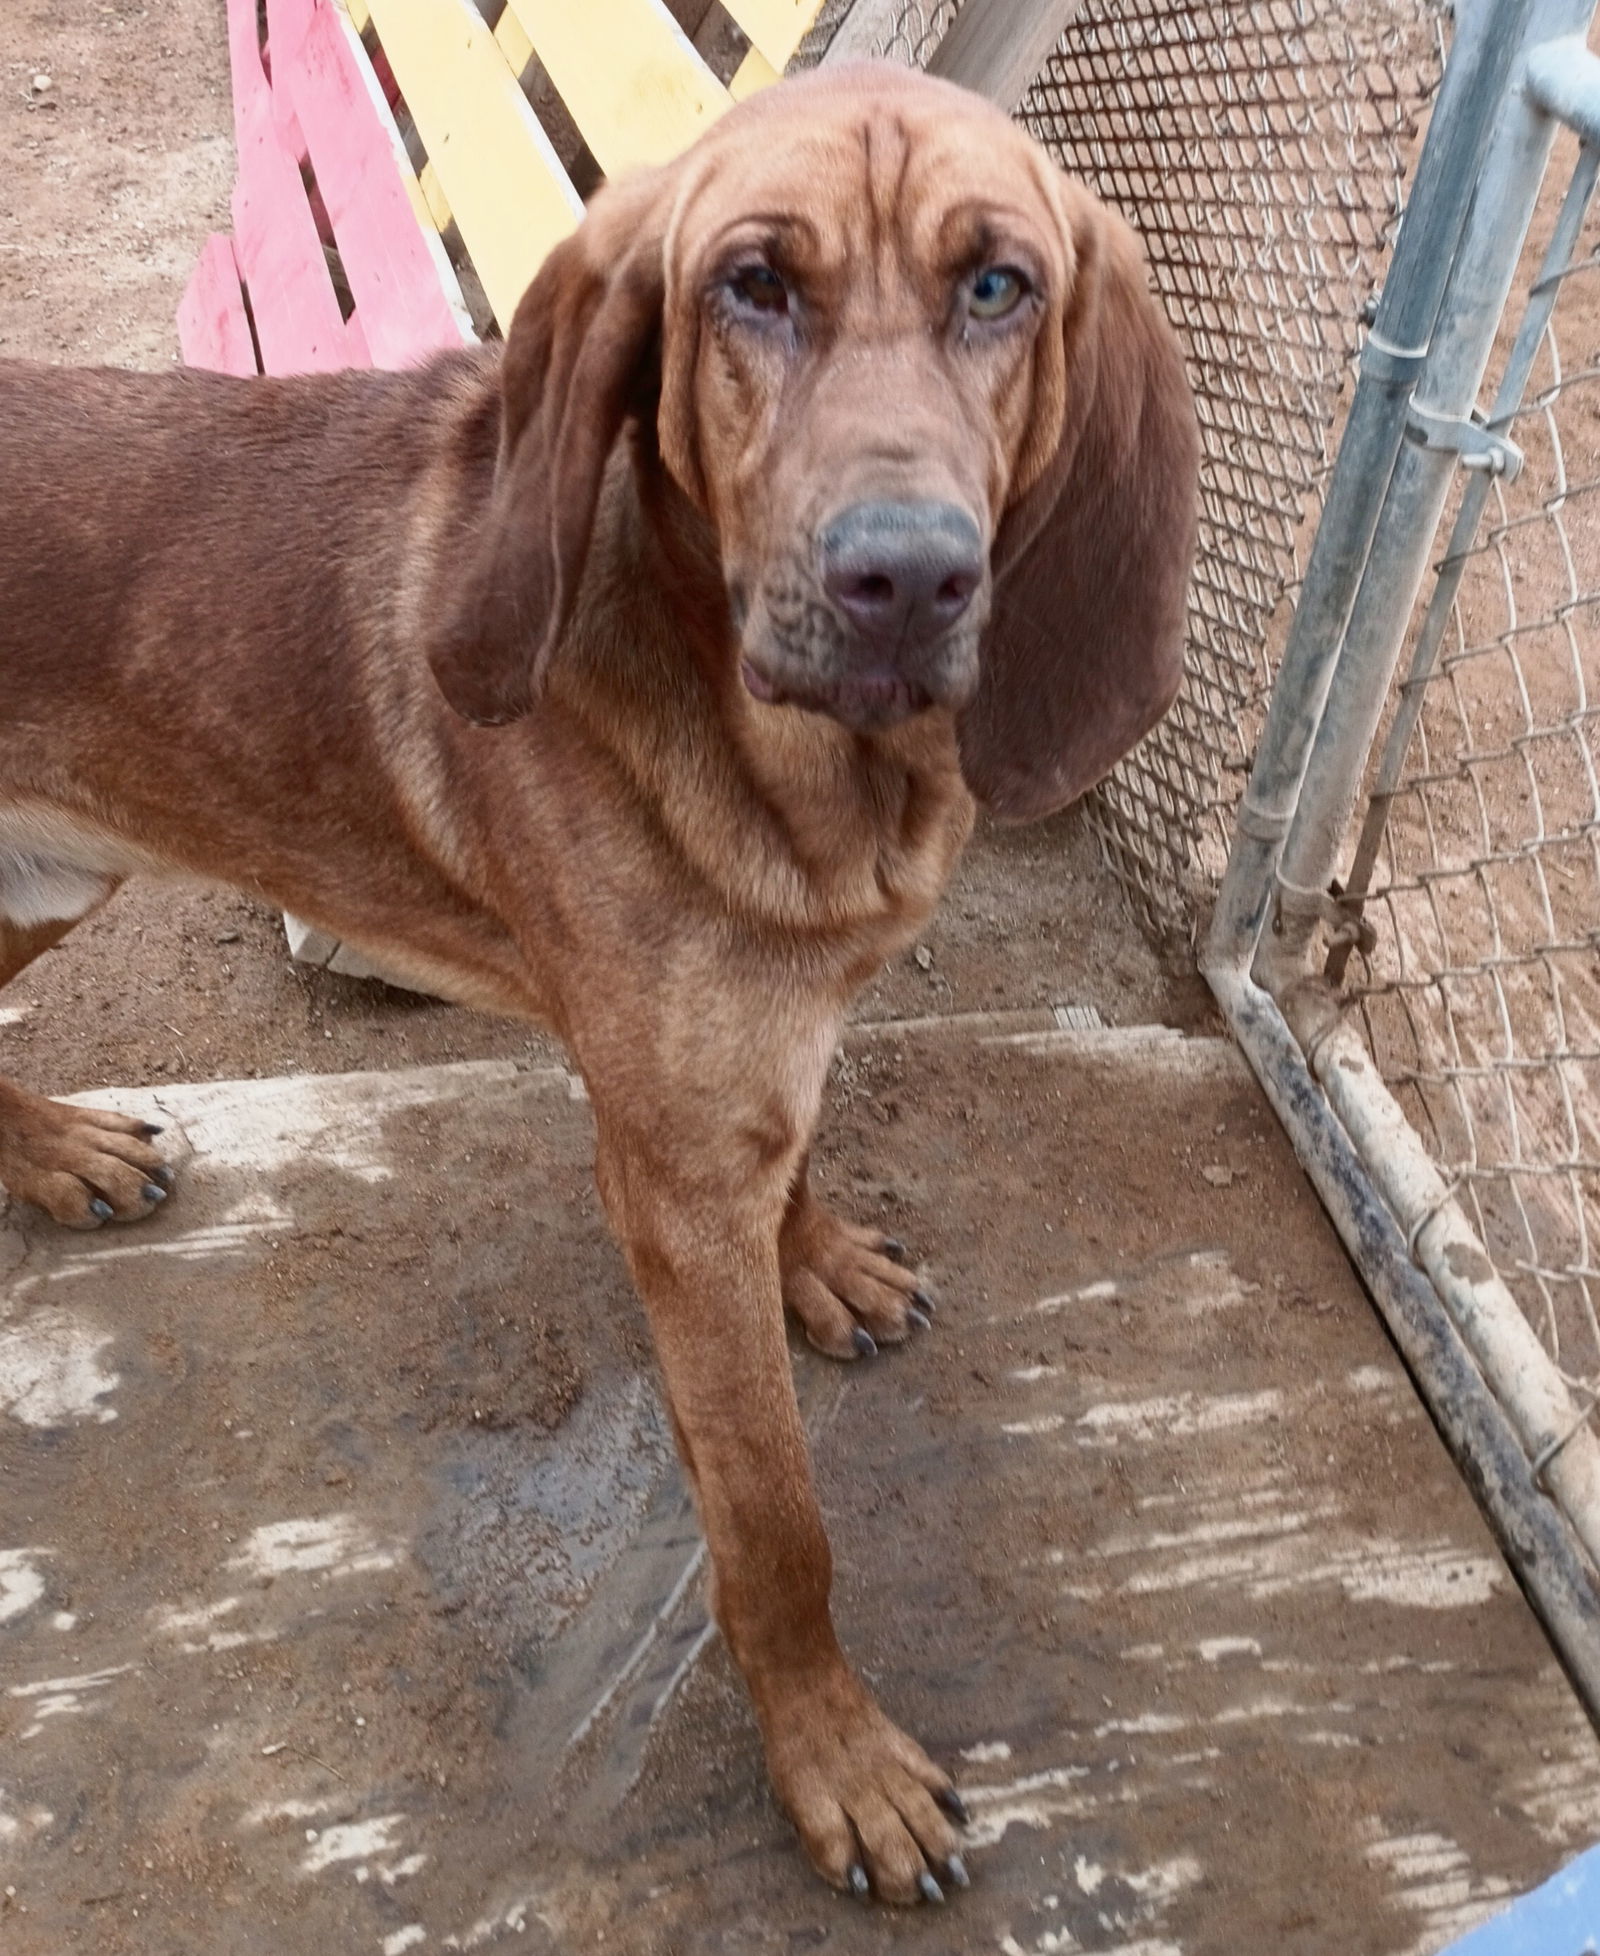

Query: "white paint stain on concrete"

xmin=0 ymin=1309 xmax=118 ymax=1425
xmin=243 ymin=1796 xmax=339 ymax=1828
xmin=151 ymin=1593 xmax=278 ymax=1655
xmin=0 ymin=1788 xmax=54 ymax=1846
xmin=301 ymin=1815 xmax=419 ymax=1878
xmin=1077 ymin=1389 xmax=1283 ymax=1445
xmin=8 ymin=1663 xmax=133 ymax=1740
xmin=155 ymin=1596 xmax=242 ymax=1636
xmin=228 ymin=1515 xmax=401 ymax=1582
xmin=1032 ymin=1278 xmax=1120 ymax=1316
xmin=70 ymin=1062 xmax=524 ymax=1189
xmin=1198 ymin=1637 xmax=1260 ymax=1663
xmin=1331 ymin=1541 xmax=1503 ymax=1609
xmin=384 ymin=1930 xmax=427 ymax=1955
xmin=443 ymin=1886 xmax=561 ymax=1948
xmin=1365 ymin=1826 xmax=1514 ymax=1956
xmin=35 ymin=1215 xmax=290 ymax=1275
xmin=1093 ymin=1477 xmax=1503 ymax=1610
xmin=0 ymin=1548 xmax=48 ymax=1624
xmin=997 ymin=1853 xmax=1200 ymax=1956
xmin=962 ymin=1763 xmax=1094 ymax=1848
xmin=961 ymin=1739 xmax=1012 ymax=1763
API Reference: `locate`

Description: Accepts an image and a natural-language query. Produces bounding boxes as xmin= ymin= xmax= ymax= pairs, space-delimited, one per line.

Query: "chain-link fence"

xmin=1346 ymin=202 xmax=1600 ymax=1439
xmin=819 ymin=1 xmax=1445 ymax=941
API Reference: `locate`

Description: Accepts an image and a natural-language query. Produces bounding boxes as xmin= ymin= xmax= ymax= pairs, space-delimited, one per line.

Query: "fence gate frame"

xmin=1199 ymin=0 xmax=1600 ymax=1711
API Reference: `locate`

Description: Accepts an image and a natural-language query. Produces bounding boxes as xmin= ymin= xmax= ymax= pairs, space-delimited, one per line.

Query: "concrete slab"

xmin=2 ymin=1022 xmax=1598 ymax=1954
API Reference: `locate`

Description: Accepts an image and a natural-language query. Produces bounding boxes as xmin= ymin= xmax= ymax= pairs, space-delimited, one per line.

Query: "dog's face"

xmin=428 ymin=64 xmax=1197 ymax=821
xmin=655 ymin=70 xmax=1073 ymax=731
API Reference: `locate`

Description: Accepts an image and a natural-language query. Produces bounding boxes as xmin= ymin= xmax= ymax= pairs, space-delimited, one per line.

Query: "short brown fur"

xmin=0 ymin=67 xmax=1196 ymax=1902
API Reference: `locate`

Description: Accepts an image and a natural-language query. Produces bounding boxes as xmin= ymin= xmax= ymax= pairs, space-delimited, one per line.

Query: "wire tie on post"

xmin=1405 ymin=1177 xmax=1464 ymax=1261
xmin=1533 ymin=1391 xmax=1600 ymax=1491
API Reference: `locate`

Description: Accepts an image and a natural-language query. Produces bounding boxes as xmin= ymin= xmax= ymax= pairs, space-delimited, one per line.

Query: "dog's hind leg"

xmin=0 ymin=894 xmax=172 ymax=1230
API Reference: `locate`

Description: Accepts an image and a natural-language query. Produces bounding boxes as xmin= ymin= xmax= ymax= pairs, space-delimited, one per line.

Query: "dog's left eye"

xmin=728 ymin=265 xmax=789 ymax=315
xmin=968 ymin=265 xmax=1029 ymax=320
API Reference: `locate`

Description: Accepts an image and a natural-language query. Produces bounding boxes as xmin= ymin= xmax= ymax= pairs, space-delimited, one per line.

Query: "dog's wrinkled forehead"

xmin=663 ymin=66 xmax=1072 ymax=305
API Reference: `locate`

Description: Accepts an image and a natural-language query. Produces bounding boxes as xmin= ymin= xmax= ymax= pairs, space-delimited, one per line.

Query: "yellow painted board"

xmin=366 ymin=0 xmax=582 ymax=327
xmin=340 ymin=0 xmax=372 ymax=32
xmin=719 ymin=0 xmax=827 ymax=73
xmin=493 ymin=8 xmax=535 ymax=81
xmin=729 ymin=45 xmax=781 ymax=101
xmin=501 ymin=0 xmax=729 ymax=176
xmin=417 ymin=159 xmax=453 ymax=233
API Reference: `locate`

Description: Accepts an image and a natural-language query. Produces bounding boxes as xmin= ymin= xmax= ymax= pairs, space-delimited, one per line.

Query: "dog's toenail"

xmin=152 ymin=1165 xmax=174 ymax=1187
xmin=143 ymin=1183 xmax=168 ymax=1204
xmin=139 ymin=1122 xmax=163 ymax=1138
xmin=847 ymin=1864 xmax=869 ymax=1898
xmin=852 ymin=1326 xmax=878 ymax=1358
xmin=907 ymin=1306 xmax=932 ymax=1332
xmin=936 ymin=1787 xmax=969 ymax=1825
xmin=919 ymin=1871 xmax=945 ymax=1905
xmin=912 ymin=1288 xmax=936 ymax=1314
xmin=946 ymin=1855 xmax=969 ymax=1889
xmin=882 ymin=1237 xmax=907 ymax=1262
xmin=89 ymin=1198 xmax=114 ymax=1221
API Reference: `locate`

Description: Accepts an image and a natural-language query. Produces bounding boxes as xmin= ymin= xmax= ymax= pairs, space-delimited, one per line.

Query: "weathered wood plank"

xmin=729 ymin=44 xmax=780 ymax=100
xmin=365 ymin=0 xmax=582 ymax=327
xmin=231 ymin=88 xmax=360 ymax=373
xmin=925 ymin=0 xmax=1088 ymax=110
xmin=719 ymin=0 xmax=827 ymax=73
xmin=281 ymin=0 xmax=474 ymax=363
xmin=176 ymin=233 xmax=259 ymax=376
xmin=225 ymin=0 xmax=272 ymax=143
xmin=500 ymin=0 xmax=728 ymax=176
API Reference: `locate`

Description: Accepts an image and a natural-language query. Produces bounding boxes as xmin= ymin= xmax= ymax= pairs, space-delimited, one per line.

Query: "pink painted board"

xmin=264 ymin=0 xmax=318 ymax=66
xmin=225 ymin=0 xmax=272 ymax=148
xmin=231 ymin=92 xmax=365 ymax=375
xmin=176 ymin=233 xmax=260 ymax=377
xmin=282 ymin=1 xmax=470 ymax=366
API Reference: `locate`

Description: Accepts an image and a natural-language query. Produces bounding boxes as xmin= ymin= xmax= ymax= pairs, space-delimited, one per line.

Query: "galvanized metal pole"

xmin=1264 ymin=2 xmax=1600 ymax=975
xmin=1204 ymin=0 xmax=1534 ymax=977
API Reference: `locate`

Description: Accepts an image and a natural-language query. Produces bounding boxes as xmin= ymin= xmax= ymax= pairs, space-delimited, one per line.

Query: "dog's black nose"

xmin=819 ymin=501 xmax=984 ymax=645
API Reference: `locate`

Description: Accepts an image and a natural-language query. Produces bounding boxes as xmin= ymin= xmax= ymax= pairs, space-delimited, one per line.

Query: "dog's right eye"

xmin=727 ymin=265 xmax=789 ymax=315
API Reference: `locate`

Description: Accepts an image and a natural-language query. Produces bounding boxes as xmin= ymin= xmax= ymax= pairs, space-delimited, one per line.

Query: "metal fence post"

xmin=1262 ymin=1 xmax=1600 ymax=983
xmin=1203 ymin=0 xmax=1534 ymax=979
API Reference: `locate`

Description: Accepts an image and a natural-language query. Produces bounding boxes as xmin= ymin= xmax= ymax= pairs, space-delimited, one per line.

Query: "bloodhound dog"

xmin=0 ymin=64 xmax=1197 ymax=1902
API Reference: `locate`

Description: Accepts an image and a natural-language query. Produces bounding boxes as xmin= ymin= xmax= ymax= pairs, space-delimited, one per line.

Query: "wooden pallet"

xmin=179 ymin=0 xmax=832 ymax=980
xmin=178 ymin=0 xmax=830 ymax=378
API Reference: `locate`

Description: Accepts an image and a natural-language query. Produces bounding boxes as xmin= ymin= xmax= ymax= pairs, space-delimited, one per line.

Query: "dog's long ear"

xmin=428 ymin=167 xmax=676 ymax=726
xmin=957 ymin=186 xmax=1199 ymax=821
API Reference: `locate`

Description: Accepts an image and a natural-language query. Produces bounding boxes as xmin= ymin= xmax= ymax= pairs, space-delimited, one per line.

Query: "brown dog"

xmin=0 ymin=66 xmax=1196 ymax=1901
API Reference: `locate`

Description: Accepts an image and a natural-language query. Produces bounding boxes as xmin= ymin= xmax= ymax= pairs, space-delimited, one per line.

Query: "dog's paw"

xmin=763 ymin=1667 xmax=967 ymax=1904
xmin=0 ymin=1086 xmax=172 ymax=1230
xmin=779 ymin=1196 xmax=935 ymax=1360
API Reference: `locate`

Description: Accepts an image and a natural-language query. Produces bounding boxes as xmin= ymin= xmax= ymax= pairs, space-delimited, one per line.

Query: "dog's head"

xmin=428 ymin=63 xmax=1198 ymax=820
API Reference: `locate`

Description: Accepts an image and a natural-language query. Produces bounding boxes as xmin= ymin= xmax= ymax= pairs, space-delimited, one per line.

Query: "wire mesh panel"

xmin=1021 ymin=2 xmax=1444 ymax=938
xmin=815 ymin=1 xmax=1443 ymax=938
xmin=1350 ymin=202 xmax=1600 ymax=1408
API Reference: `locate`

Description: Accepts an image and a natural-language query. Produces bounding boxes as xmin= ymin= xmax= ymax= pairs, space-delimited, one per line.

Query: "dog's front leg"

xmin=591 ymin=1105 xmax=966 ymax=1904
